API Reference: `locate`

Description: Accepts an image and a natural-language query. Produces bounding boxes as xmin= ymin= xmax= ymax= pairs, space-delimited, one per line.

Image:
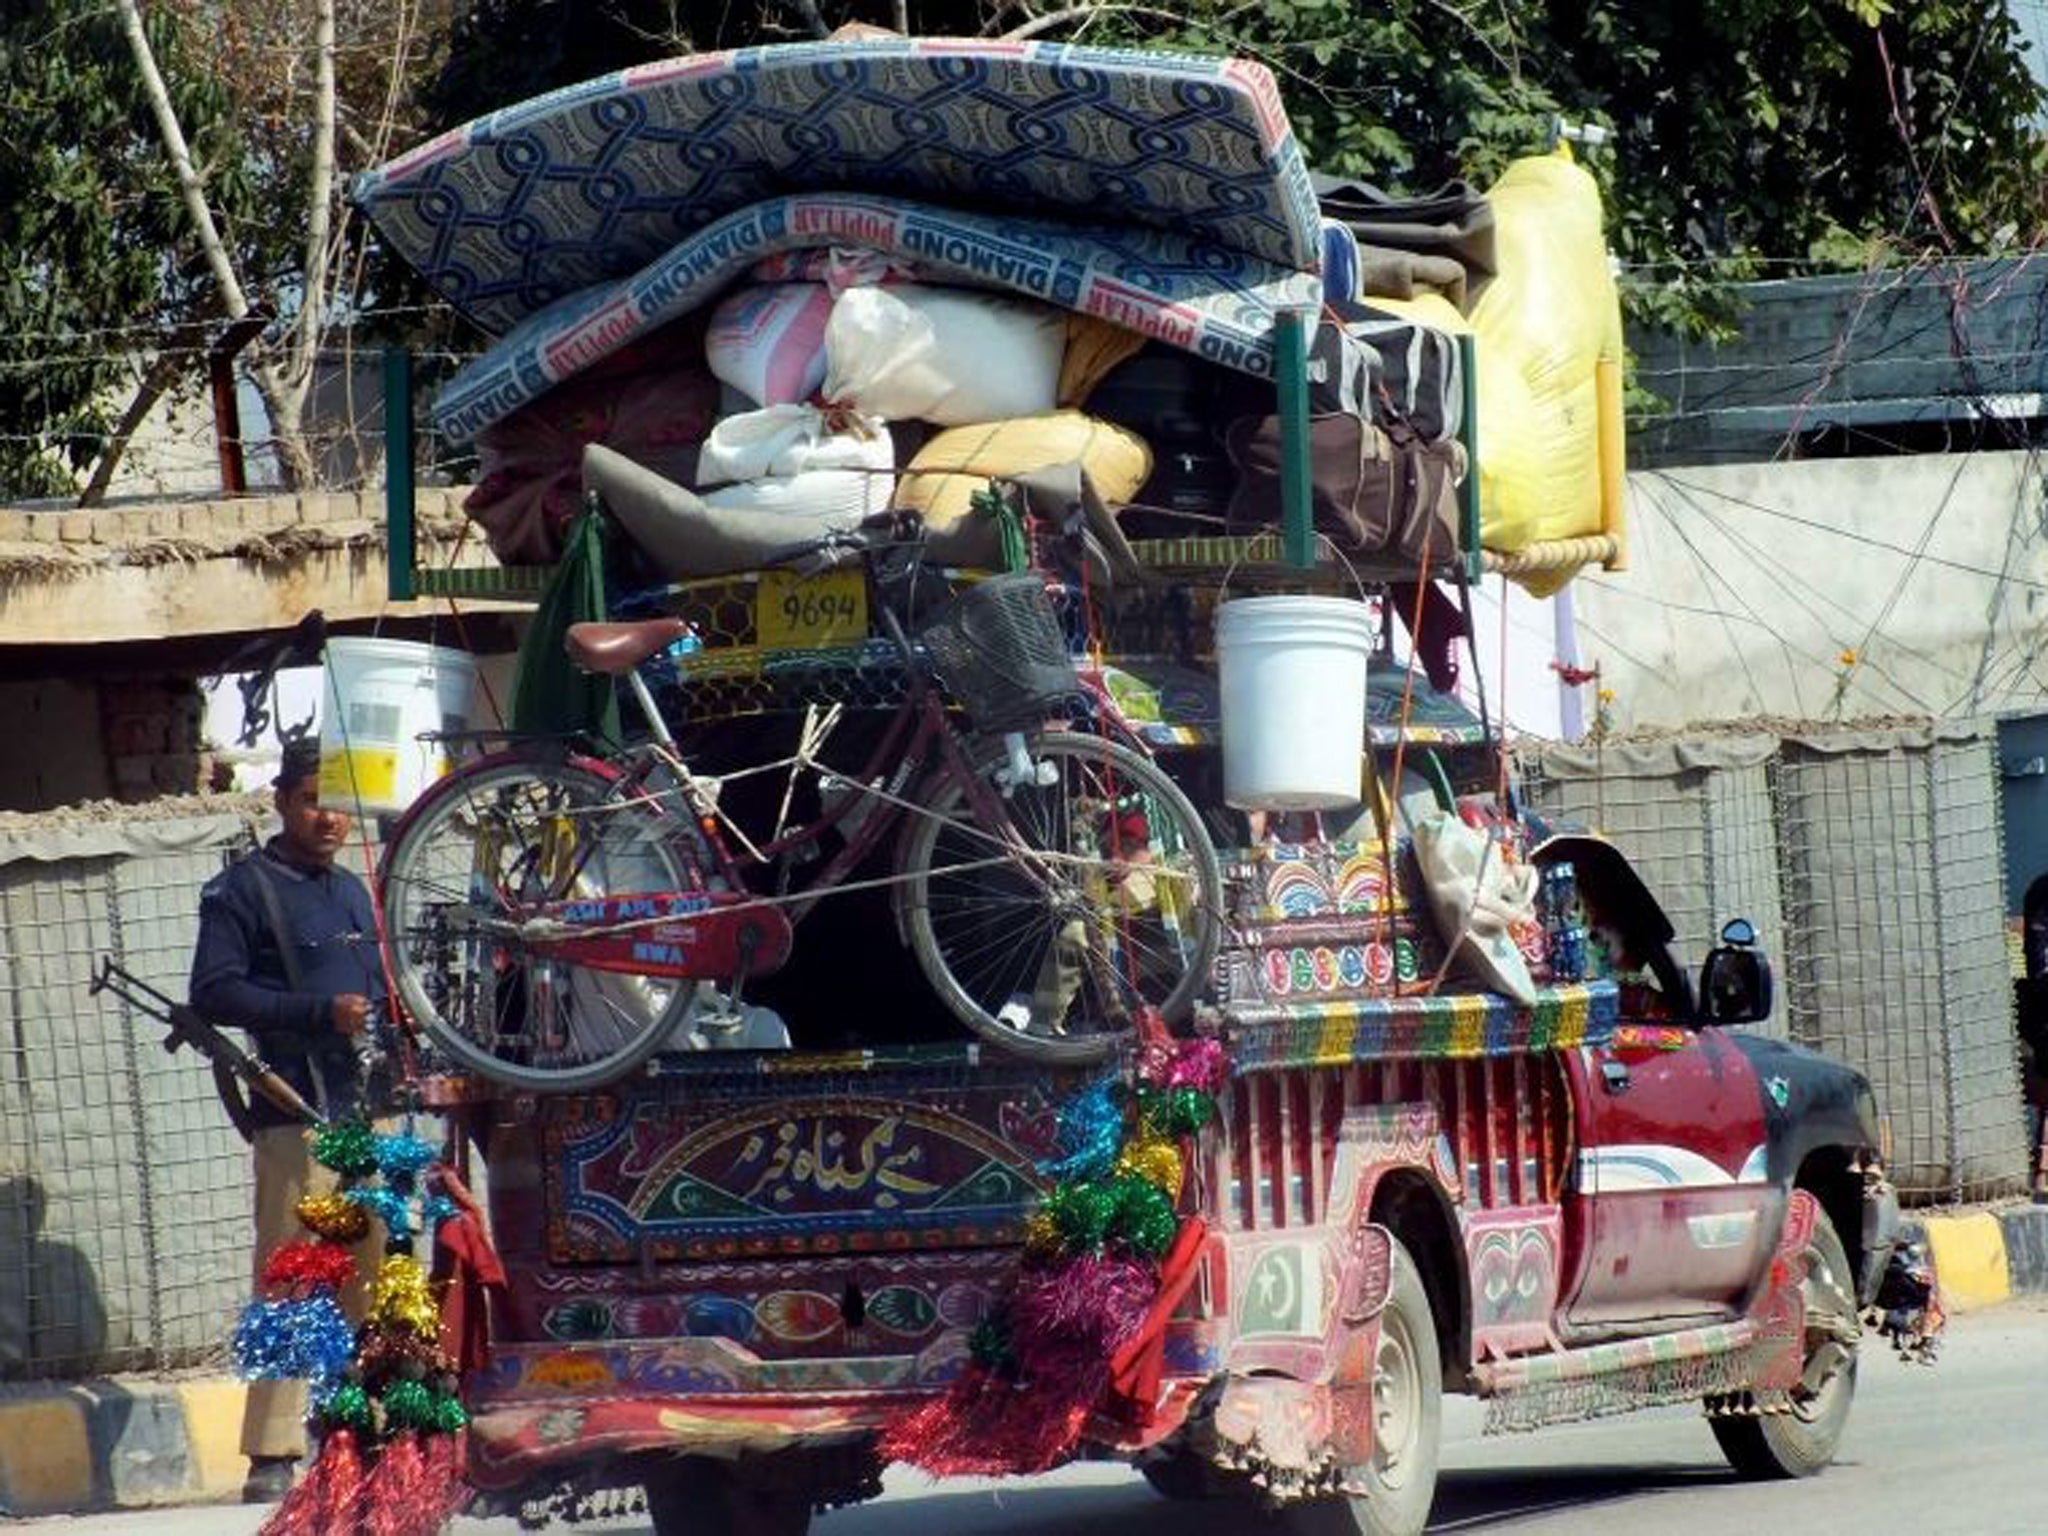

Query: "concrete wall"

xmin=1574 ymin=451 xmax=2047 ymax=730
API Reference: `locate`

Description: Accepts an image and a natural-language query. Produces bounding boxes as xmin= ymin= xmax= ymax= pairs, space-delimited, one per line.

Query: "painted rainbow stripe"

xmin=1223 ymin=981 xmax=1618 ymax=1072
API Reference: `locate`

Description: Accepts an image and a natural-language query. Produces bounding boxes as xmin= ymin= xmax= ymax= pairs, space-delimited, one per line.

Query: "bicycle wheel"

xmin=901 ymin=732 xmax=1223 ymax=1064
xmin=379 ymin=752 xmax=703 ymax=1092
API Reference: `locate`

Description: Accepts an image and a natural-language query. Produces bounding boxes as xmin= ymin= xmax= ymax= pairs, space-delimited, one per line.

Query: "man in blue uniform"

xmin=190 ymin=737 xmax=384 ymax=1502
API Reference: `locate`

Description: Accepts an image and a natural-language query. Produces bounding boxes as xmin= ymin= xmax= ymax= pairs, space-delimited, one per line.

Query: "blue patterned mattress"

xmin=353 ymin=38 xmax=1323 ymax=339
xmin=427 ymin=191 xmax=1323 ymax=442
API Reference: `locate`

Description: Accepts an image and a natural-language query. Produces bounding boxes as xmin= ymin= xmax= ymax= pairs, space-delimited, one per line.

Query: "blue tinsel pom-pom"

xmin=373 ymin=1131 xmax=438 ymax=1179
xmin=1038 ymin=1075 xmax=1127 ymax=1183
xmin=344 ymin=1185 xmax=417 ymax=1242
xmin=233 ymin=1295 xmax=356 ymax=1388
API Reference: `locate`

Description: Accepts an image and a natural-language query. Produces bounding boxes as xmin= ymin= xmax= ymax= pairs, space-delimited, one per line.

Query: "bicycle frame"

xmin=520 ymin=606 xmax=1064 ymax=984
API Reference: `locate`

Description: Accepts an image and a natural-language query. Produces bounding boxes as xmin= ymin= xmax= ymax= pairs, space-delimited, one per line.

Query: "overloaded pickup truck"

xmin=342 ymin=33 xmax=1940 ymax=1536
xmin=394 ymin=667 xmax=1934 ymax=1536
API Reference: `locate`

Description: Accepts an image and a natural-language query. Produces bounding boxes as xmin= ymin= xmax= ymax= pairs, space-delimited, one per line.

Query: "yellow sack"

xmin=898 ymin=411 xmax=1152 ymax=565
xmin=1470 ymin=149 xmax=1626 ymax=593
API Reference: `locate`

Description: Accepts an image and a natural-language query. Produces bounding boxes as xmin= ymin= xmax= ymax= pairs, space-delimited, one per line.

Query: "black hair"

xmin=273 ymin=736 xmax=322 ymax=791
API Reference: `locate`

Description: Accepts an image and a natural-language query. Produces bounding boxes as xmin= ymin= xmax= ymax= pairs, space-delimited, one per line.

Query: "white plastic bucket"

xmin=318 ymin=638 xmax=477 ymax=816
xmin=1216 ymin=596 xmax=1375 ymax=810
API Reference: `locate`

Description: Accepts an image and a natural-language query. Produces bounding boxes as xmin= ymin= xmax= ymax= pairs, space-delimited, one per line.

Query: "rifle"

xmin=90 ymin=957 xmax=321 ymax=1138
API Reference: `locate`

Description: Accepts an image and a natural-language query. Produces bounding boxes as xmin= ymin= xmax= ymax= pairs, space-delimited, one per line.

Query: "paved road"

xmin=27 ymin=1303 xmax=2046 ymax=1536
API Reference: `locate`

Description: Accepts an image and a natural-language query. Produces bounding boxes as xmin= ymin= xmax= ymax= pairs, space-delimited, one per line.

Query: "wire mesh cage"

xmin=917 ymin=573 xmax=1078 ymax=733
xmin=1520 ymin=722 xmax=2030 ymax=1204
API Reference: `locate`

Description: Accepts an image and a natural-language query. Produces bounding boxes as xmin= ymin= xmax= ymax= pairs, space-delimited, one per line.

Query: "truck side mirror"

xmin=1700 ymin=918 xmax=1773 ymax=1025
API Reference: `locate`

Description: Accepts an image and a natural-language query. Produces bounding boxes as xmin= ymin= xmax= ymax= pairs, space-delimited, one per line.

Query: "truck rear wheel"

xmin=1262 ymin=1238 xmax=1443 ymax=1536
xmin=644 ymin=1459 xmax=812 ymax=1536
xmin=1711 ymin=1204 xmax=1860 ymax=1480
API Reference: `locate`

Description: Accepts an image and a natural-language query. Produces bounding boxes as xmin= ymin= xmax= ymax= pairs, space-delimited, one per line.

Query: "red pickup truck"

xmin=418 ymin=744 xmax=1929 ymax=1536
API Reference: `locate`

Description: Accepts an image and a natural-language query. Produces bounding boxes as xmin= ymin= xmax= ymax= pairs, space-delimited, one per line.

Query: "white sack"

xmin=823 ymin=286 xmax=1064 ymax=426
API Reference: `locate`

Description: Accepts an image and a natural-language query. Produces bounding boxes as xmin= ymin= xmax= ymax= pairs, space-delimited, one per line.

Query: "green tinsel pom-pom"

xmin=1111 ymin=1175 xmax=1179 ymax=1259
xmin=1043 ymin=1181 xmax=1119 ymax=1254
xmin=968 ymin=1316 xmax=1017 ymax=1376
xmin=318 ymin=1382 xmax=373 ymax=1432
xmin=380 ymin=1377 xmax=436 ymax=1430
xmin=428 ymin=1392 xmax=469 ymax=1433
xmin=312 ymin=1119 xmax=380 ymax=1179
xmin=1164 ymin=1087 xmax=1216 ymax=1138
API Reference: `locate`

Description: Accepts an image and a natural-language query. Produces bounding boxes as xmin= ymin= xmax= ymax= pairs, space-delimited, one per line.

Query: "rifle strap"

xmin=245 ymin=850 xmax=308 ymax=993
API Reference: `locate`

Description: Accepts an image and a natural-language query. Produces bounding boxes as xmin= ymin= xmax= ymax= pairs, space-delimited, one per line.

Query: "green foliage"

xmin=0 ymin=1 xmax=253 ymax=496
xmin=420 ymin=1 xmax=2046 ymax=346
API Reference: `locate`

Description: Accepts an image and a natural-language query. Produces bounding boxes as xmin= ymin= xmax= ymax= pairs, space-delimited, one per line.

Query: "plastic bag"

xmin=705 ymin=283 xmax=834 ymax=406
xmin=1411 ymin=808 xmax=1539 ymax=1004
xmin=824 ymin=286 xmax=1065 ymax=426
xmin=1468 ymin=149 xmax=1625 ymax=583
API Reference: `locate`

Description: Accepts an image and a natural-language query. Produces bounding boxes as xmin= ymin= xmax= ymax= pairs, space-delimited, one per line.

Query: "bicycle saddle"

xmin=565 ymin=617 xmax=694 ymax=675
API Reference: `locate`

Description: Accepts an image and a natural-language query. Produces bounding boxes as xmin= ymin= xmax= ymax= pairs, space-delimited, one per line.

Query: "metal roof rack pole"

xmin=384 ymin=345 xmax=416 ymax=603
xmin=1458 ymin=332 xmax=1483 ymax=583
xmin=1275 ymin=306 xmax=1316 ymax=571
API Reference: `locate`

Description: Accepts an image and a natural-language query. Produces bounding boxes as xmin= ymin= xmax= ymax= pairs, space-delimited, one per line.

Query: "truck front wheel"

xmin=1711 ymin=1204 xmax=1860 ymax=1479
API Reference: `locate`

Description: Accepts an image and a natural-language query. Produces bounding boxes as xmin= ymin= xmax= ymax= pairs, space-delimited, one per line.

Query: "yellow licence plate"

xmin=755 ymin=568 xmax=868 ymax=651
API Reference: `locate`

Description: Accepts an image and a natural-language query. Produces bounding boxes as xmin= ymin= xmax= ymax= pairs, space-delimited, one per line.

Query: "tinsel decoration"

xmin=354 ymin=1326 xmax=451 ymax=1388
xmin=260 ymin=1239 xmax=358 ymax=1295
xmin=319 ymin=1381 xmax=374 ymax=1433
xmin=261 ymin=1426 xmax=364 ymax=1536
xmin=366 ymin=1255 xmax=439 ymax=1338
xmin=1112 ymin=1133 xmax=1184 ymax=1198
xmin=297 ymin=1191 xmax=371 ymax=1243
xmin=1038 ymin=1075 xmax=1125 ymax=1182
xmin=1107 ymin=1175 xmax=1178 ymax=1259
xmin=373 ymin=1131 xmax=439 ymax=1179
xmin=244 ymin=1120 xmax=487 ymax=1536
xmin=428 ymin=1390 xmax=469 ymax=1433
xmin=234 ymin=1295 xmax=356 ymax=1388
xmin=380 ymin=1378 xmax=437 ymax=1430
xmin=881 ymin=1031 xmax=1231 ymax=1477
xmin=347 ymin=1186 xmax=420 ymax=1242
xmin=312 ymin=1118 xmax=381 ymax=1178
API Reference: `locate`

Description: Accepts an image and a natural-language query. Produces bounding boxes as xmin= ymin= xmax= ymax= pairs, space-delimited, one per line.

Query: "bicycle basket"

xmin=918 ymin=573 xmax=1077 ymax=732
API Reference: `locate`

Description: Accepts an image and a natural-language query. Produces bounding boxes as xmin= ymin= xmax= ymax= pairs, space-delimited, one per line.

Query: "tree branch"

xmin=292 ymin=0 xmax=338 ymax=415
xmin=789 ymin=0 xmax=831 ymax=39
xmin=77 ymin=350 xmax=191 ymax=507
xmin=1001 ymin=4 xmax=1175 ymax=42
xmin=113 ymin=0 xmax=314 ymax=487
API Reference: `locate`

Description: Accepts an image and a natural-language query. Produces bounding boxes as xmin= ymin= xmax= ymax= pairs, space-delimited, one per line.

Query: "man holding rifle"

xmin=188 ymin=737 xmax=384 ymax=1502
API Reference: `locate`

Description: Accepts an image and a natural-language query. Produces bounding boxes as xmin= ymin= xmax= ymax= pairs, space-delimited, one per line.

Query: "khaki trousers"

xmin=239 ymin=1124 xmax=379 ymax=1461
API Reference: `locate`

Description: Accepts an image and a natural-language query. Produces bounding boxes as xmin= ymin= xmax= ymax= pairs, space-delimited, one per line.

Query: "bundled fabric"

xmin=1223 ymin=413 xmax=1462 ymax=565
xmin=462 ymin=318 xmax=717 ymax=565
xmin=1312 ymin=176 xmax=1498 ymax=310
xmin=896 ymin=412 xmax=1152 ymax=567
xmin=585 ymin=444 xmax=874 ymax=581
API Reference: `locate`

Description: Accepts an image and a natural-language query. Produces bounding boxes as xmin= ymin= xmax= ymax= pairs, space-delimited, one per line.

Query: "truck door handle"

xmin=1600 ymin=1059 xmax=1630 ymax=1094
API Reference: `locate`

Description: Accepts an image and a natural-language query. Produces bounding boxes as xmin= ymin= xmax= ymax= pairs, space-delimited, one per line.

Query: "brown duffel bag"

xmin=1223 ymin=411 xmax=1463 ymax=563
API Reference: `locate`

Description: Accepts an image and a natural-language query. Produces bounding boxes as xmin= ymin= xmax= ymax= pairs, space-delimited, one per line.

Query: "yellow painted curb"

xmin=0 ymin=1396 xmax=95 ymax=1515
xmin=1922 ymin=1211 xmax=2013 ymax=1312
xmin=177 ymin=1379 xmax=251 ymax=1497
